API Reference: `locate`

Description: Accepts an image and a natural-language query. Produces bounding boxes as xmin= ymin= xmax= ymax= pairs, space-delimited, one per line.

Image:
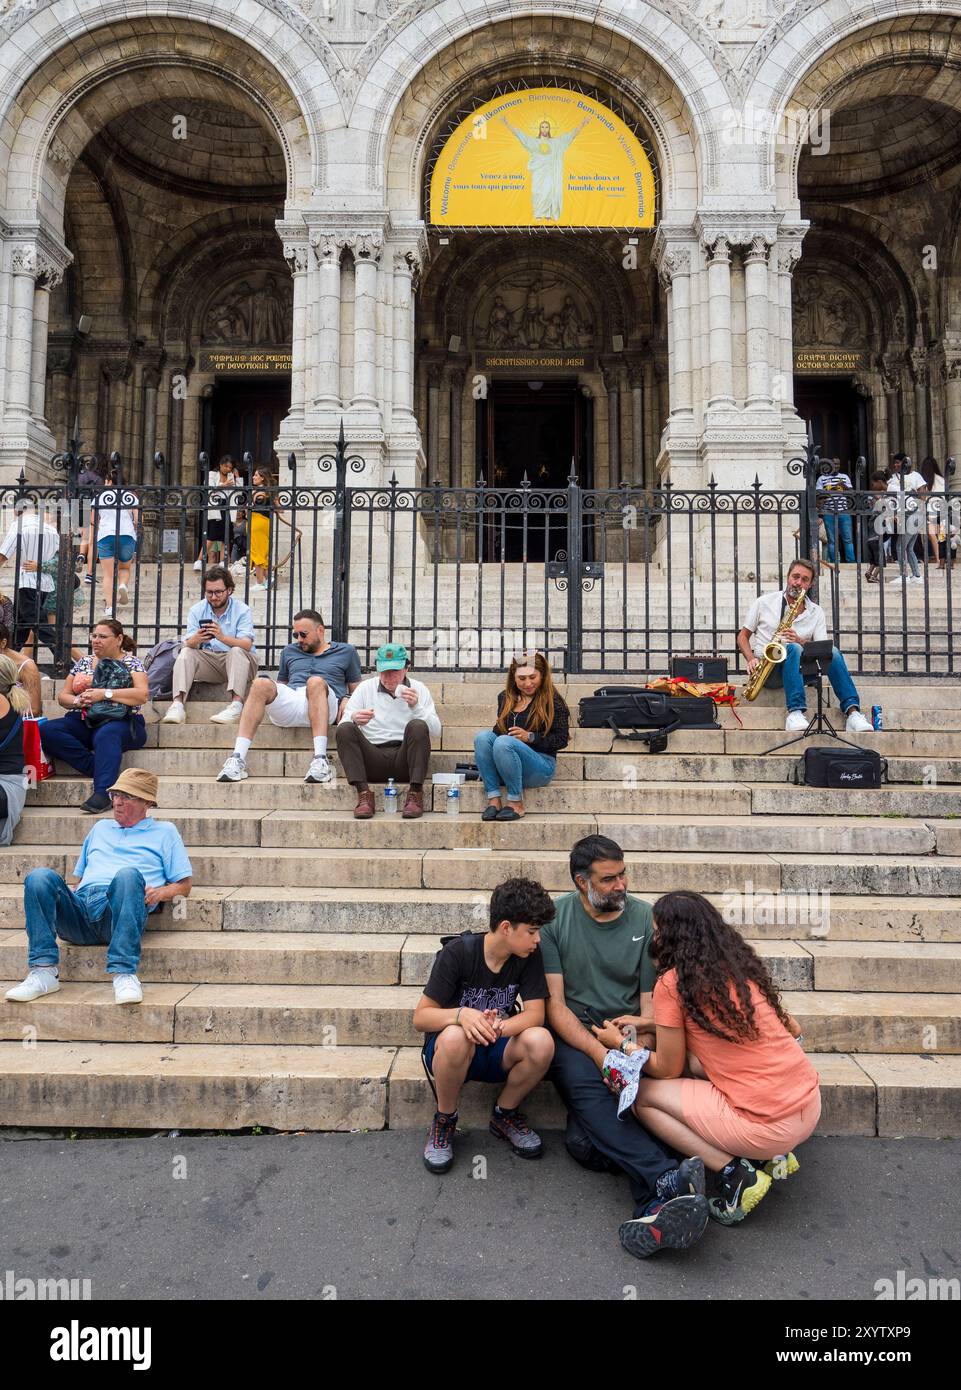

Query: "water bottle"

xmin=384 ymin=777 xmax=398 ymax=814
xmin=872 ymin=705 xmax=883 ymax=731
xmin=447 ymin=784 xmax=460 ymax=817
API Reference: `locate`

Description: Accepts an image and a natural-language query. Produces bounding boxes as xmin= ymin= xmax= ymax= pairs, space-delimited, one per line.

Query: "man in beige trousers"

xmin=163 ymin=566 xmax=258 ymax=725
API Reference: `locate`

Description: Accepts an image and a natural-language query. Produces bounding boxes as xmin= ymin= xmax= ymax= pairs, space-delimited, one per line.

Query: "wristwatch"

xmin=104 ymin=690 xmax=114 ymax=701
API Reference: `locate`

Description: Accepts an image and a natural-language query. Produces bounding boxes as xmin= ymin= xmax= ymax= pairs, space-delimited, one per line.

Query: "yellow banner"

xmin=430 ymin=89 xmax=655 ymax=229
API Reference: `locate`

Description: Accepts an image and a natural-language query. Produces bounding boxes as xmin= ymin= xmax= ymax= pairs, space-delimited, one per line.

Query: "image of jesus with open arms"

xmin=500 ymin=115 xmax=589 ymax=221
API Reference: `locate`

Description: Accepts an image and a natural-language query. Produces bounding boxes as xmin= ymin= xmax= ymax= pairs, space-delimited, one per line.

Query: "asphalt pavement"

xmin=1 ymin=1130 xmax=959 ymax=1301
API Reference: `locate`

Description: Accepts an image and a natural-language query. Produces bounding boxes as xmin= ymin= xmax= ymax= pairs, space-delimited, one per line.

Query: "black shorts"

xmin=206 ymin=518 xmax=227 ymax=542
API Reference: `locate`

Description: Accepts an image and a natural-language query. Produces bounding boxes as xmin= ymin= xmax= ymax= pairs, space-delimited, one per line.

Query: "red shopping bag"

xmin=22 ymin=716 xmax=53 ymax=786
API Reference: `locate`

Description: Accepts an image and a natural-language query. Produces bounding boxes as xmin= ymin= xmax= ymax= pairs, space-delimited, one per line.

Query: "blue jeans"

xmin=770 ymin=642 xmax=861 ymax=715
xmin=824 ymin=513 xmax=855 ymax=563
xmin=473 ymin=730 xmax=557 ymax=801
xmin=24 ymin=866 xmax=149 ymax=975
xmin=40 ymin=711 xmax=147 ymax=794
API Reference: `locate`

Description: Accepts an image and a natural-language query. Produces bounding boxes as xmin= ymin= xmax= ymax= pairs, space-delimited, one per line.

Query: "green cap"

xmin=375 ymin=643 xmax=409 ymax=671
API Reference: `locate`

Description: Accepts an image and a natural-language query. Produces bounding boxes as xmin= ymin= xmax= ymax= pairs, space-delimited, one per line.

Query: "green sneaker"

xmin=762 ymin=1152 xmax=800 ymax=1182
xmin=709 ymin=1158 xmax=772 ymax=1225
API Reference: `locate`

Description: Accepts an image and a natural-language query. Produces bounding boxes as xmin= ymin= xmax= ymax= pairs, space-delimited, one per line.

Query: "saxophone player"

xmin=736 ymin=559 xmax=873 ymax=734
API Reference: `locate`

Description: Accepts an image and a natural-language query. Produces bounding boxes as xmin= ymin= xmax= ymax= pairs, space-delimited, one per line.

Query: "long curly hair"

xmin=650 ymin=891 xmax=790 ymax=1043
xmin=495 ymin=651 xmax=558 ymax=734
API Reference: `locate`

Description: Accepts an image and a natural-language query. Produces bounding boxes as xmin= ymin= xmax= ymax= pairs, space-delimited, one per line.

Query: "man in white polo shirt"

xmin=337 ymin=643 xmax=442 ymax=819
xmin=736 ymin=557 xmax=872 ymax=735
xmin=5 ymin=768 xmax=192 ymax=1006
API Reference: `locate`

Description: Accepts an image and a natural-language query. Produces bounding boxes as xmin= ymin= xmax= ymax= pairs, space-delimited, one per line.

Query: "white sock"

xmin=313 ymin=736 xmax=328 ymax=757
xmin=233 ymin=737 xmax=252 ymax=759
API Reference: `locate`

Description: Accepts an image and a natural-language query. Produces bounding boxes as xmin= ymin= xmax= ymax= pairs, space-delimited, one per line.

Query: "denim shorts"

xmin=423 ymin=1031 xmax=511 ymax=1084
xmin=98 ymin=535 xmax=136 ymax=562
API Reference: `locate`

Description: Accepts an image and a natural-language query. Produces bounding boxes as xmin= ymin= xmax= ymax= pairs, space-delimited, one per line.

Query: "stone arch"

xmin=0 ymin=9 xmax=323 ymax=223
xmin=745 ymin=7 xmax=961 ymax=206
xmin=796 ymin=213 xmax=921 ymax=350
xmin=370 ymin=5 xmax=723 ymax=214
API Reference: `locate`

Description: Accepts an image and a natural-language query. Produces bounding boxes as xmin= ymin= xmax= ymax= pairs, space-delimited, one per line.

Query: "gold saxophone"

xmin=743 ymin=586 xmax=807 ymax=702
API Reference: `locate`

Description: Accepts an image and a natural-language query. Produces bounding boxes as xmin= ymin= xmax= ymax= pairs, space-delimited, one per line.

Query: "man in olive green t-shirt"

xmin=540 ymin=834 xmax=708 ymax=1260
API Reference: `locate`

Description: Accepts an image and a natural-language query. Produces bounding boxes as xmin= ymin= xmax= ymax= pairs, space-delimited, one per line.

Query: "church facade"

xmin=1 ymin=0 xmax=960 ymax=495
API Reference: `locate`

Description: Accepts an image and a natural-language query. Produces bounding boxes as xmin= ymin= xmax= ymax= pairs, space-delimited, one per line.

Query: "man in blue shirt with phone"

xmin=163 ymin=565 xmax=258 ymax=725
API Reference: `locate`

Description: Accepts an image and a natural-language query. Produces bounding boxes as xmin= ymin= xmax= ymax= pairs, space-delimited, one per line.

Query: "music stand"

xmin=765 ymin=640 xmax=864 ymax=756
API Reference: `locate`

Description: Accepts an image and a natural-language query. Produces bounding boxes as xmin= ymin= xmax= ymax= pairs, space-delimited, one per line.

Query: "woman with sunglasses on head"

xmin=473 ymin=651 xmax=569 ymax=821
xmin=39 ymin=618 xmax=148 ymax=815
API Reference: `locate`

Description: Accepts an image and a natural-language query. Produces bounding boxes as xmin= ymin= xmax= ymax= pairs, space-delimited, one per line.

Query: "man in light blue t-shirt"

xmin=6 ymin=768 xmax=192 ymax=1006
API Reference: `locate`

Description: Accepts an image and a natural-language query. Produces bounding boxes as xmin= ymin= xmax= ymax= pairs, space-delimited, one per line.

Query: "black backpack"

xmin=789 ymin=745 xmax=887 ymax=789
xmin=578 ymin=688 xmax=718 ymax=744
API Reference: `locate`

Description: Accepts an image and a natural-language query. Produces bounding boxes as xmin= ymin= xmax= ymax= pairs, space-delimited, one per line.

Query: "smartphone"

xmin=582 ymin=1006 xmax=605 ymax=1029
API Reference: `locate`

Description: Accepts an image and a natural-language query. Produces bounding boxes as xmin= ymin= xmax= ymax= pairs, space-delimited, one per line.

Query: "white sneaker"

xmin=117 ymin=584 xmax=129 ymax=607
xmin=5 ymin=968 xmax=60 ymax=1002
xmin=216 ymin=753 xmax=248 ymax=783
xmin=193 ymin=559 xmax=203 ymax=571
xmin=304 ymin=754 xmax=333 ymax=784
xmin=907 ymin=576 xmax=924 ymax=586
xmin=113 ymin=973 xmax=143 ymax=1004
xmin=103 ymin=607 xmax=113 ymax=618
xmin=162 ymin=702 xmax=186 ymax=724
xmin=785 ymin=711 xmax=809 ymax=732
xmin=846 ymin=710 xmax=872 ymax=734
xmin=250 ymin=582 xmax=268 ymax=593
xmin=887 ymin=576 xmax=904 ymax=586
xmin=210 ymin=700 xmax=243 ymax=724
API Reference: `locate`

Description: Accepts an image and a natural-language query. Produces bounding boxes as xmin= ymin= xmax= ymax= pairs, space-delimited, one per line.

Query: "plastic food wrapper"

xmin=603 ymin=1046 xmax=651 ymax=1119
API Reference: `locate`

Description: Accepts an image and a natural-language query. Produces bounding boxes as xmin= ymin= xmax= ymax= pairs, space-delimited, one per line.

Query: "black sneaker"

xmin=81 ymin=792 xmax=111 ymax=814
xmin=655 ymin=1156 xmax=706 ymax=1202
xmin=618 ymin=1194 xmax=709 ymax=1259
xmin=709 ymin=1158 xmax=772 ymax=1225
xmin=423 ymin=1110 xmax=457 ymax=1174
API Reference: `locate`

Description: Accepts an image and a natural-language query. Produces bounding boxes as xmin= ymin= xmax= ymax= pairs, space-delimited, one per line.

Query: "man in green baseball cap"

xmin=336 ymin=645 xmax=442 ymax=818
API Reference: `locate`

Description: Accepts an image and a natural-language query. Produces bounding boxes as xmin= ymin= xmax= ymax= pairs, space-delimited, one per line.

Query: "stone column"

xmin=944 ymin=351 xmax=961 ymax=465
xmin=603 ymin=366 xmax=621 ymax=485
xmin=351 ymin=232 xmax=382 ymax=412
xmin=391 ymin=249 xmax=418 ymax=427
xmin=313 ymin=234 xmax=343 ymax=409
xmin=880 ymin=356 xmax=901 ymax=459
xmin=427 ymin=364 xmax=441 ymax=482
xmin=29 ymin=278 xmax=53 ymax=422
xmin=658 ymin=248 xmax=694 ymax=418
xmin=283 ymin=239 xmax=310 ymax=421
xmin=705 ymin=236 xmax=734 ymax=408
xmin=629 ymin=362 xmax=645 ymax=485
xmin=911 ymin=349 xmax=929 ymax=461
xmin=773 ymin=238 xmax=803 ymax=414
xmin=448 ymin=365 xmax=465 ymax=488
xmin=5 ymin=247 xmax=39 ymax=421
xmin=744 ymin=236 xmax=771 ymax=408
xmin=142 ymin=368 xmax=160 ymax=474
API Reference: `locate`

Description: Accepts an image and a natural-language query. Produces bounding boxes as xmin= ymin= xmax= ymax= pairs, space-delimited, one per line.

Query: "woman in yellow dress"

xmin=248 ymin=467 xmax=275 ymax=591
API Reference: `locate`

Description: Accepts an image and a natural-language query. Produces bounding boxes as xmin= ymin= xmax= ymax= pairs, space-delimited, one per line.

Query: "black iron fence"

xmin=1 ymin=446 xmax=957 ymax=678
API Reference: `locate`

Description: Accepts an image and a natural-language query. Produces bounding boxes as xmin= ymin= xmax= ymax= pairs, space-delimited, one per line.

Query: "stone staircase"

xmin=0 ymin=674 xmax=960 ymax=1138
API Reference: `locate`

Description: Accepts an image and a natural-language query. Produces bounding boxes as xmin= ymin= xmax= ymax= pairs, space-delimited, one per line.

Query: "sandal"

xmin=495 ymin=806 xmax=522 ymax=821
xmin=481 ymin=803 xmax=501 ymax=822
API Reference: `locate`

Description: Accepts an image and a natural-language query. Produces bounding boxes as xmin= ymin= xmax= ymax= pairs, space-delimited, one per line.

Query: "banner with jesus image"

xmin=430 ymin=89 xmax=656 ymax=229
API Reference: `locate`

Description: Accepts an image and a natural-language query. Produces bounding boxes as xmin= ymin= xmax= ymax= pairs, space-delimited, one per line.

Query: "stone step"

xmin=3 ymin=980 xmax=957 ymax=1051
xmin=26 ymin=775 xmax=961 ymax=819
xmin=784 ymin=990 xmax=961 ymax=1053
xmin=0 ymin=930 xmax=407 ymax=986
xmin=0 ymin=882 xmax=957 ymax=942
xmin=3 ymin=846 xmax=961 ymax=895
xmin=805 ymin=942 xmax=961 ymax=993
xmin=119 ymin=698 xmax=961 ymax=733
xmin=0 ymin=1041 xmax=957 ymax=1136
xmin=127 ymin=722 xmax=954 ymax=760
xmin=0 ymin=1041 xmax=393 ymax=1131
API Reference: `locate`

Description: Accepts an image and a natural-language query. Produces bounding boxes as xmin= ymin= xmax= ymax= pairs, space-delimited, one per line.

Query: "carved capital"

xmin=283 ymin=241 xmax=310 ymax=275
xmin=311 ymin=232 xmax=342 ymax=264
xmin=705 ymin=235 xmax=731 ymax=265
xmin=10 ymin=246 xmax=38 ymax=277
xmin=349 ymin=231 xmax=383 ymax=262
xmin=879 ymin=354 xmax=901 ymax=393
xmin=908 ymin=347 xmax=928 ymax=385
xmin=744 ymin=235 xmax=770 ymax=264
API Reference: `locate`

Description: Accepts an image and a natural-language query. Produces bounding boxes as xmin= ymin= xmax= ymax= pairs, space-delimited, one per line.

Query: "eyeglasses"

xmin=109 ymin=792 xmax=141 ymax=804
xmin=205 ymin=589 xmax=228 ymax=598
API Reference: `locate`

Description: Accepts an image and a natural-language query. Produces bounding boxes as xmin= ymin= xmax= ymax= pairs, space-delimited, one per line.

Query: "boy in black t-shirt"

xmin=413 ymin=877 xmax=556 ymax=1173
